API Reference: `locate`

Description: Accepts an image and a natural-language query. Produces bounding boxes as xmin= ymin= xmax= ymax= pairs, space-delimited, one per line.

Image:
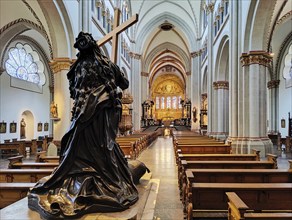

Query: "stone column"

xmin=49 ymin=58 xmax=73 ymax=140
xmin=80 ymin=0 xmax=91 ymax=32
xmin=240 ymin=51 xmax=273 ymax=156
xmin=267 ymin=80 xmax=280 ymax=134
xmin=186 ymin=72 xmax=192 ymax=100
xmin=213 ymin=81 xmax=229 ymax=140
xmin=190 ymin=55 xmax=201 ymax=132
xmin=211 ymin=82 xmax=219 ymax=137
xmin=206 ymin=2 xmax=214 ymax=136
xmin=141 ymin=71 xmax=149 ymax=102
xmin=228 ymin=0 xmax=239 ymax=150
xmin=130 ymin=52 xmax=142 ymax=131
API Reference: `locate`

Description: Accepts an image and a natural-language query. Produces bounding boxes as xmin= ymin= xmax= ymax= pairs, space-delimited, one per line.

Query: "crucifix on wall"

xmin=97 ymin=8 xmax=138 ymax=63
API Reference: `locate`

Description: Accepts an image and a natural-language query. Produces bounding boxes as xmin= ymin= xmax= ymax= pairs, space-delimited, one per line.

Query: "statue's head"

xmin=74 ymin=32 xmax=100 ymax=52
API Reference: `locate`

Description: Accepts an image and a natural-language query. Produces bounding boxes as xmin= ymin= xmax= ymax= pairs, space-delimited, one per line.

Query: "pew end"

xmin=266 ymin=154 xmax=278 ymax=169
xmin=8 ymin=155 xmax=24 ymax=168
xmin=226 ymin=192 xmax=249 ymax=220
xmin=226 ymin=192 xmax=292 ymax=220
xmin=35 ymin=151 xmax=46 ymax=162
xmin=251 ymin=149 xmax=261 ymax=161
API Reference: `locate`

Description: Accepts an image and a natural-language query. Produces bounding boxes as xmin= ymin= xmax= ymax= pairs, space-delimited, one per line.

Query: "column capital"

xmin=201 ymin=93 xmax=207 ymax=99
xmin=141 ymin=72 xmax=149 ymax=77
xmin=213 ymin=81 xmax=229 ymax=90
xmin=267 ymin=80 xmax=280 ymax=89
xmin=129 ymin=52 xmax=141 ymax=60
xmin=240 ymin=51 xmax=273 ymax=67
xmin=191 ymin=50 xmax=202 ymax=58
xmin=49 ymin=57 xmax=74 ymax=74
xmin=204 ymin=2 xmax=215 ymax=14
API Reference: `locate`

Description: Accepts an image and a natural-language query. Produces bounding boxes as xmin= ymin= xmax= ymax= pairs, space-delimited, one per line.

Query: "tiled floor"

xmin=0 ymin=137 xmax=291 ymax=220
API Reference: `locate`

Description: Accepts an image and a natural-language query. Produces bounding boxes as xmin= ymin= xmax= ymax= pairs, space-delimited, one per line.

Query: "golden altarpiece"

xmin=150 ymin=74 xmax=185 ymax=125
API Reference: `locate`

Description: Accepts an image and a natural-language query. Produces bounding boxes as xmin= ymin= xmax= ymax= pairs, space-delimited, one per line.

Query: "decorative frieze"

xmin=141 ymin=72 xmax=149 ymax=77
xmin=267 ymin=80 xmax=280 ymax=89
xmin=129 ymin=52 xmax=141 ymax=60
xmin=49 ymin=58 xmax=73 ymax=74
xmin=213 ymin=81 xmax=229 ymax=90
xmin=240 ymin=51 xmax=273 ymax=67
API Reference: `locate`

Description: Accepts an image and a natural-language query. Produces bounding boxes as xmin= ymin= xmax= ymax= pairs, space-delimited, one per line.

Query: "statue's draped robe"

xmin=28 ymin=47 xmax=138 ymax=219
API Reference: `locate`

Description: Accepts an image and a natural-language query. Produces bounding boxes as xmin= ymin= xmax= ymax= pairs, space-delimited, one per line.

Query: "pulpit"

xmin=119 ymin=93 xmax=133 ymax=135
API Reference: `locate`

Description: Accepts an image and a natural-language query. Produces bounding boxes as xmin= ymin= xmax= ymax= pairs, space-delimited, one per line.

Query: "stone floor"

xmin=0 ymin=137 xmax=291 ymax=220
xmin=137 ymin=136 xmax=184 ymax=220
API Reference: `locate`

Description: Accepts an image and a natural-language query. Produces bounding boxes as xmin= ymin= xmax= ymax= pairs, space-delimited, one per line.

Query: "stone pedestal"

xmin=0 ymin=173 xmax=160 ymax=220
xmin=231 ymin=138 xmax=273 ymax=157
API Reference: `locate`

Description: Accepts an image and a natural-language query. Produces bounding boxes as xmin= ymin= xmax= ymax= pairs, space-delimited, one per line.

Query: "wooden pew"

xmin=182 ymin=168 xmax=292 ymax=213
xmin=35 ymin=151 xmax=59 ymax=163
xmin=8 ymin=155 xmax=58 ymax=169
xmin=0 ymin=169 xmax=53 ymax=183
xmin=0 ymin=142 xmax=25 ymax=158
xmin=226 ymin=192 xmax=292 ymax=220
xmin=118 ymin=142 xmax=136 ymax=159
xmin=0 ymin=182 xmax=35 ymax=208
xmin=176 ymin=143 xmax=231 ymax=154
xmin=181 ymin=154 xmax=277 ymax=170
xmin=176 ymin=150 xmax=260 ymax=167
xmin=187 ymin=183 xmax=292 ymax=220
xmin=178 ymin=154 xmax=278 ymax=196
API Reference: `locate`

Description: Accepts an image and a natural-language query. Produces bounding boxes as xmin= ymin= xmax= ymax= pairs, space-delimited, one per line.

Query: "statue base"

xmin=0 ymin=173 xmax=160 ymax=220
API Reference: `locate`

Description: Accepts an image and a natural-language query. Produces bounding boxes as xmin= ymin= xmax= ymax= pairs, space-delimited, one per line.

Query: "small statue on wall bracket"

xmin=50 ymin=101 xmax=58 ymax=118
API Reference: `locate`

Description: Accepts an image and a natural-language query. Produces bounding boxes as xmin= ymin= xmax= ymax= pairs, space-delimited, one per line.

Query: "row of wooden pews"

xmin=0 ymin=130 xmax=161 ymax=209
xmin=0 ymin=137 xmax=52 ymax=158
xmin=172 ymin=131 xmax=292 ymax=220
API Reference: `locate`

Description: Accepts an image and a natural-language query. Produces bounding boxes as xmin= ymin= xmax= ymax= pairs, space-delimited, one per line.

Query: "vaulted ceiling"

xmin=129 ymin=0 xmax=201 ymax=86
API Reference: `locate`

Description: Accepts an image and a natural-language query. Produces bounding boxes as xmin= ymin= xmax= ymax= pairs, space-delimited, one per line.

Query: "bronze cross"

xmin=97 ymin=8 xmax=138 ymax=63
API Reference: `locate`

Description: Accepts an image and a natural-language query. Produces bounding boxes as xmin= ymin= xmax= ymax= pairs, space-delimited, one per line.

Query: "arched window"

xmin=283 ymin=44 xmax=292 ymax=87
xmin=166 ymin=96 xmax=171 ymax=109
xmin=5 ymin=43 xmax=45 ymax=86
xmin=225 ymin=0 xmax=229 ymax=16
xmin=97 ymin=3 xmax=101 ymax=20
xmin=172 ymin=96 xmax=177 ymax=109
xmin=156 ymin=97 xmax=160 ymax=109
xmin=102 ymin=8 xmax=106 ymax=28
xmin=161 ymin=97 xmax=165 ymax=109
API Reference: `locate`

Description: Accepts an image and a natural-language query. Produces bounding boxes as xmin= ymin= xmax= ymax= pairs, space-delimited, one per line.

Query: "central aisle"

xmin=138 ymin=136 xmax=184 ymax=220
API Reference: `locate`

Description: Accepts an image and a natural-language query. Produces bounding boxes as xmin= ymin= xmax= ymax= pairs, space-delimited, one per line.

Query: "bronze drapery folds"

xmin=28 ymin=32 xmax=138 ymax=219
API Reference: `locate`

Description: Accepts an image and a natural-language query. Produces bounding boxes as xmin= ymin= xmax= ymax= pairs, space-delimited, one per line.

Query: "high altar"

xmin=151 ymin=74 xmax=185 ymax=122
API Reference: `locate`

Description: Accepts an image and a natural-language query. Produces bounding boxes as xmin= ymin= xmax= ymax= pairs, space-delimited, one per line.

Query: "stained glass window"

xmin=172 ymin=96 xmax=177 ymax=109
xmin=156 ymin=97 xmax=160 ymax=109
xmin=5 ymin=43 xmax=45 ymax=85
xmin=161 ymin=97 xmax=165 ymax=109
xmin=166 ymin=96 xmax=171 ymax=109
